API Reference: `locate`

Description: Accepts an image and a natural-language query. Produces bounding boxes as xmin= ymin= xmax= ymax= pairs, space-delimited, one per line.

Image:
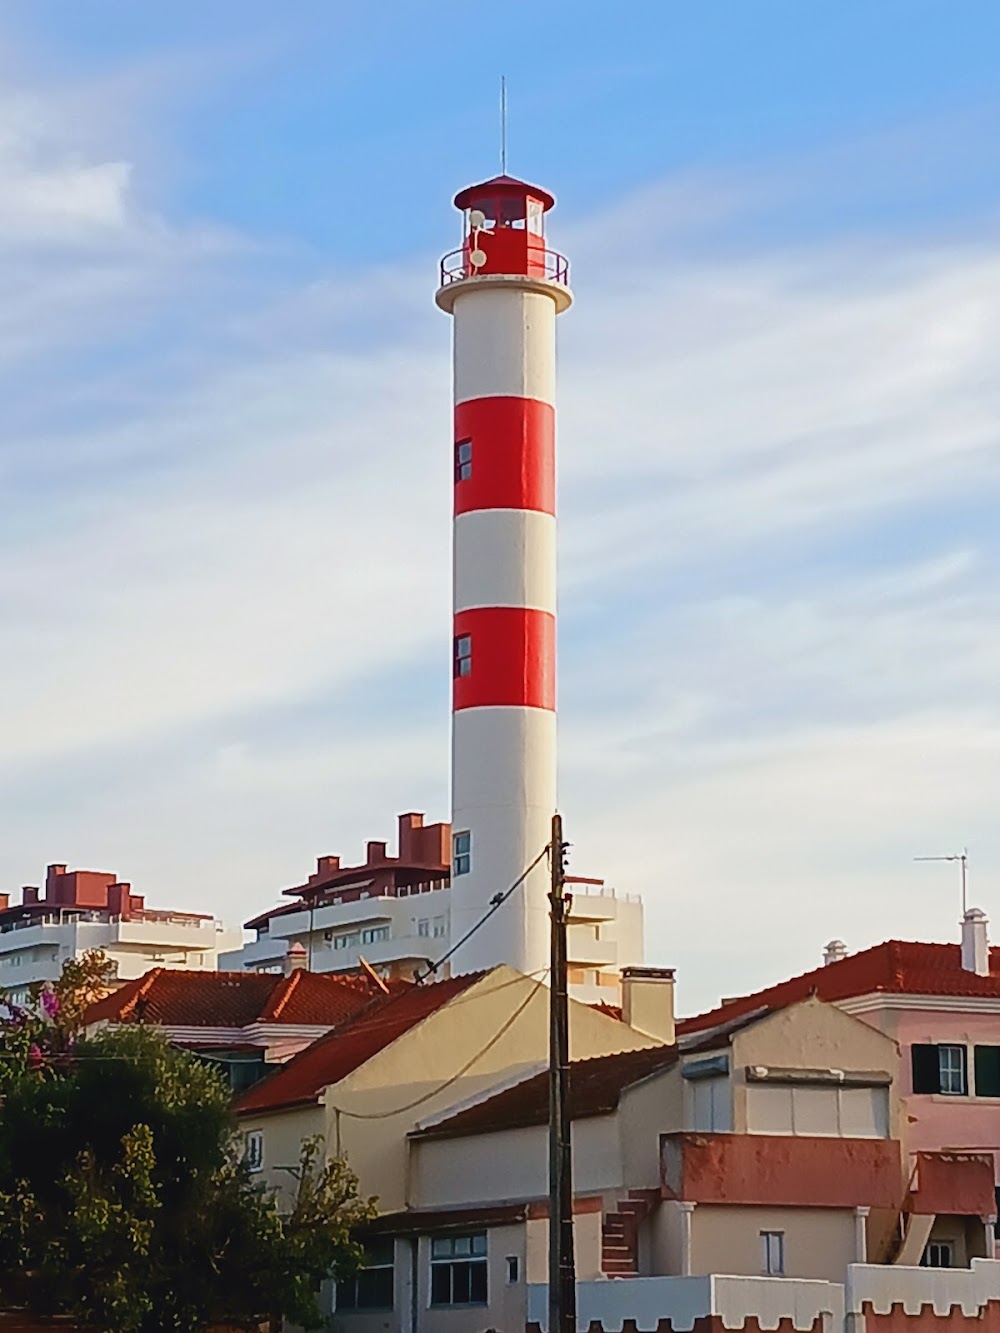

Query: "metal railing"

xmin=439 ymin=246 xmax=570 ymax=287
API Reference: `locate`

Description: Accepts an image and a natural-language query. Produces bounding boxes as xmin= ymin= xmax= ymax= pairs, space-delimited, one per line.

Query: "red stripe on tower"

xmin=453 ymin=607 xmax=556 ymax=711
xmin=454 ymin=397 xmax=555 ymax=516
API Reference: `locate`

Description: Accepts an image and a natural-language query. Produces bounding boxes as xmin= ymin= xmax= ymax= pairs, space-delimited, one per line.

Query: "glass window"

xmin=338 ymin=1237 xmax=395 ymax=1311
xmin=244 ymin=1130 xmax=264 ymax=1173
xmin=454 ymin=634 xmax=472 ymax=678
xmin=923 ymin=1240 xmax=955 ymax=1268
xmin=506 ymin=1256 xmax=519 ymax=1284
xmin=527 ymin=198 xmax=544 ymax=236
xmin=455 ymin=439 xmax=472 ymax=483
xmin=360 ymin=926 xmax=390 ymax=946
xmin=432 ymin=916 xmax=446 ymax=938
xmin=417 ymin=918 xmax=430 ymax=938
xmin=938 ymin=1045 xmax=968 ymax=1096
xmin=912 ymin=1043 xmax=969 ymax=1095
xmin=453 ymin=831 xmax=471 ymax=877
xmin=430 ymin=1233 xmax=488 ymax=1306
xmin=497 ymin=196 xmax=524 ymax=228
xmin=760 ymin=1231 xmax=784 ymax=1276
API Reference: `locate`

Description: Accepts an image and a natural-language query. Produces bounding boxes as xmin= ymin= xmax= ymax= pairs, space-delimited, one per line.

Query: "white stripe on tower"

xmin=436 ymin=176 xmax=572 ymax=980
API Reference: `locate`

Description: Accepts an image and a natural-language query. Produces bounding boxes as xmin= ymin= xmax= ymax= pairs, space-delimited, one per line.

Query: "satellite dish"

xmin=469 ymin=248 xmax=487 ymax=268
xmin=469 ymin=209 xmax=486 ymax=229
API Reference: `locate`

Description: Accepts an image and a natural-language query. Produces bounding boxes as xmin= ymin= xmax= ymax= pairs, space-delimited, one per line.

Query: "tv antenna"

xmin=500 ymin=75 xmax=508 ymax=174
xmin=914 ymin=848 xmax=969 ymax=916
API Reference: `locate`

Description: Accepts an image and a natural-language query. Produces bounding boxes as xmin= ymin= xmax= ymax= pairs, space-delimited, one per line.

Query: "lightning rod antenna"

xmin=500 ymin=76 xmax=507 ymax=174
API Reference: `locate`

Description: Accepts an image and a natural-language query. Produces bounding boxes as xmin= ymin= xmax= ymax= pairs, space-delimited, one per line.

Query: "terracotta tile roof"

xmin=413 ymin=1042 xmax=678 ymax=1140
xmin=84 ymin=968 xmax=382 ymax=1029
xmin=234 ymin=972 xmax=482 ymax=1115
xmin=678 ymin=940 xmax=1000 ymax=1037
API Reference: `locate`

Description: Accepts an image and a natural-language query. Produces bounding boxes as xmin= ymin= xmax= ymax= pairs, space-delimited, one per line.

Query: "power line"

xmin=417 ymin=842 xmax=550 ymax=983
xmin=331 ymin=974 xmax=545 ymax=1121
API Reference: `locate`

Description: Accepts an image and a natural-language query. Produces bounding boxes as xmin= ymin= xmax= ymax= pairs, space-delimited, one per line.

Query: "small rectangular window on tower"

xmin=454 ymin=634 xmax=472 ymax=678
xmin=455 ymin=439 xmax=472 ymax=482
xmin=453 ymin=831 xmax=471 ymax=877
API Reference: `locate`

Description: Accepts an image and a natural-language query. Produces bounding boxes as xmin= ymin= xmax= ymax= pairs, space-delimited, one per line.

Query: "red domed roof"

xmin=454 ymin=173 xmax=555 ymax=212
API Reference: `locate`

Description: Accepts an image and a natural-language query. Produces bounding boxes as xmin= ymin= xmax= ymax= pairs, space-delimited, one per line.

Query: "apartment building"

xmin=0 ymin=863 xmax=240 ymax=1004
xmin=222 ymin=812 xmax=645 ymax=1004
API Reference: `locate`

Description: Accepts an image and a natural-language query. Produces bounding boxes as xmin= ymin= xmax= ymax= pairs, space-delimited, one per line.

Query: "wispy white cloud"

xmin=2 ymin=48 xmax=999 ymax=1012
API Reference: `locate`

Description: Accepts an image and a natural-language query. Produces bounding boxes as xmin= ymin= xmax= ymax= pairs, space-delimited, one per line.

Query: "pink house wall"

xmin=889 ymin=1008 xmax=1000 ymax=1185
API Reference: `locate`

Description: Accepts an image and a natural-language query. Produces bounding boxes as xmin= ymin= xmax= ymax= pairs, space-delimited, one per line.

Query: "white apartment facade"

xmin=221 ymin=812 xmax=645 ymax=1006
xmin=0 ymin=864 xmax=240 ymax=1004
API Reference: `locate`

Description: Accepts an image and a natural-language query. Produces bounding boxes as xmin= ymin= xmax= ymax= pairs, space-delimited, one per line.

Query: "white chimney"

xmin=284 ymin=940 xmax=309 ymax=976
xmin=621 ymin=966 xmax=675 ymax=1044
xmin=961 ymin=908 xmax=989 ymax=976
xmin=824 ymin=940 xmax=848 ymax=967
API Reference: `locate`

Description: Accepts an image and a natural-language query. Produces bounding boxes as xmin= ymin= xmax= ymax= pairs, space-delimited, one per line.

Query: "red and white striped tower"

xmin=436 ymin=175 xmax=572 ymax=979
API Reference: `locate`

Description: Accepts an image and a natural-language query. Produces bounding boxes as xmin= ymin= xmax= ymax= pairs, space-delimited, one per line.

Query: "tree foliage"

xmin=0 ymin=955 xmax=375 ymax=1331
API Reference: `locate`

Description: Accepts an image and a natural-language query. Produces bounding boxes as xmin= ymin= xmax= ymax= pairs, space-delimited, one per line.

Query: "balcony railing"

xmin=439 ymin=246 xmax=570 ymax=287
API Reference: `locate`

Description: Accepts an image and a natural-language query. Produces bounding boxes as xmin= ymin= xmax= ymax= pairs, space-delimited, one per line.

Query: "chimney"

xmin=283 ymin=941 xmax=309 ymax=976
xmin=366 ymin=841 xmax=388 ymax=866
xmin=823 ymin=939 xmax=848 ymax=967
xmin=621 ymin=966 xmax=675 ymax=1044
xmin=22 ymin=886 xmax=39 ymax=905
xmin=961 ymin=908 xmax=989 ymax=976
xmin=398 ymin=812 xmax=424 ymax=862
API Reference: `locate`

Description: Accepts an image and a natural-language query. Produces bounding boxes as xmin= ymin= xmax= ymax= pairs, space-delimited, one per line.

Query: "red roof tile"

xmin=413 ymin=1042 xmax=678 ymax=1140
xmin=234 ymin=972 xmax=482 ymax=1115
xmin=85 ymin=968 xmax=382 ymax=1030
xmin=678 ymin=940 xmax=1000 ymax=1037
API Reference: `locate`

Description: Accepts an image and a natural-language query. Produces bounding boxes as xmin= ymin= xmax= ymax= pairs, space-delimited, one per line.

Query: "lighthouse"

xmin=436 ymin=174 xmax=572 ymax=979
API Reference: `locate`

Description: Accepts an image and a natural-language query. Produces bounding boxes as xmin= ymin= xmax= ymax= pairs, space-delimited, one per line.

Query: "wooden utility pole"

xmin=548 ymin=812 xmax=576 ymax=1333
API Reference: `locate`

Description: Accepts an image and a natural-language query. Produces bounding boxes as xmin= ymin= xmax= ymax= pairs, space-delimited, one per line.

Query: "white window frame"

xmin=924 ymin=1240 xmax=955 ymax=1268
xmin=429 ymin=1232 xmax=488 ymax=1307
xmin=453 ymin=831 xmax=472 ymax=877
xmin=761 ymin=1230 xmax=785 ymax=1275
xmin=244 ymin=1129 xmax=264 ymax=1173
xmin=938 ymin=1045 xmax=967 ymax=1096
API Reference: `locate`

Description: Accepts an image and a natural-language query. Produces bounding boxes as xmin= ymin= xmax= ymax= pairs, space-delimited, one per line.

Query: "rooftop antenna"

xmin=500 ymin=75 xmax=507 ymax=174
xmin=914 ymin=848 xmax=969 ymax=917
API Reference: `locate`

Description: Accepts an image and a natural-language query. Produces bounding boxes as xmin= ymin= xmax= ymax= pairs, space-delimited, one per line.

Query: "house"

xmin=84 ymin=963 xmax=396 ymax=1089
xmin=678 ymin=908 xmax=1000 ymax=1263
xmin=233 ymin=965 xmax=665 ymax=1218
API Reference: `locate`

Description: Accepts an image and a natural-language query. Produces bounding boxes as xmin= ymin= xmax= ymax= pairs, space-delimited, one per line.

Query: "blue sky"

xmin=2 ymin=3 xmax=1000 ymax=1012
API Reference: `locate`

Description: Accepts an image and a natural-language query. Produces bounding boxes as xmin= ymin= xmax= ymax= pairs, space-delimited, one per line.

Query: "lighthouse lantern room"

xmin=436 ymin=174 xmax=572 ymax=980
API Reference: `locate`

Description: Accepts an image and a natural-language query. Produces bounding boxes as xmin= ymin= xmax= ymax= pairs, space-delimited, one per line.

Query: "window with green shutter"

xmin=911 ymin=1044 xmax=940 ymax=1093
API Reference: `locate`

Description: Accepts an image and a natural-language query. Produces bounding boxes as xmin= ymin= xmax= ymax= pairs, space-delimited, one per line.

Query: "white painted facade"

xmin=0 ymin=911 xmax=241 ymax=1004
xmin=221 ymin=879 xmax=643 ymax=1005
xmin=450 ymin=286 xmax=558 ymax=406
xmin=452 ymin=509 xmax=557 ymax=614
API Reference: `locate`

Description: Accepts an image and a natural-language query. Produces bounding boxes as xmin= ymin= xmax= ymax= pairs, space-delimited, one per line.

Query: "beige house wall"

xmin=618 ymin=1063 xmax=684 ymax=1187
xmin=411 ymin=1115 xmax=622 ymax=1210
xmin=691 ymin=1204 xmax=857 ymax=1283
xmin=730 ymin=997 xmax=901 ymax=1140
xmin=240 ymin=966 xmax=658 ymax=1214
xmin=321 ymin=967 xmax=657 ymax=1214
xmin=239 ymin=1103 xmax=324 ymax=1202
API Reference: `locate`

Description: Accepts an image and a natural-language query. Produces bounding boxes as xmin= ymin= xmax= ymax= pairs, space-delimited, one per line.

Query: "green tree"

xmin=0 ymin=958 xmax=374 ymax=1331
